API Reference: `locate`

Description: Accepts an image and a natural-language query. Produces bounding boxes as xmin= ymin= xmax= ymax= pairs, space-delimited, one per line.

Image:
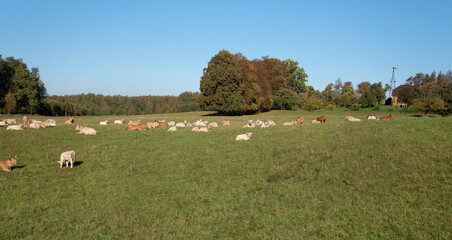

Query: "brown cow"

xmin=157 ymin=121 xmax=168 ymax=126
xmin=23 ymin=116 xmax=30 ymax=127
xmin=64 ymin=118 xmax=75 ymax=124
xmin=296 ymin=116 xmax=304 ymax=124
xmin=221 ymin=119 xmax=231 ymax=126
xmin=378 ymin=114 xmax=393 ymax=120
xmin=128 ymin=119 xmax=141 ymax=126
xmin=316 ymin=115 xmax=326 ymax=123
xmin=126 ymin=123 xmax=148 ymax=131
xmin=0 ymin=156 xmax=18 ymax=172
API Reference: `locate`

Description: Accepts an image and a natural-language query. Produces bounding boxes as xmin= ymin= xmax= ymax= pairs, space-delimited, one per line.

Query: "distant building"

xmin=391 ymin=83 xmax=418 ymax=106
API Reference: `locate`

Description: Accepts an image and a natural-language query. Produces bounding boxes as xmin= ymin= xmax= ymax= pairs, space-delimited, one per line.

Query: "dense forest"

xmin=1 ymin=53 xmax=451 ymax=116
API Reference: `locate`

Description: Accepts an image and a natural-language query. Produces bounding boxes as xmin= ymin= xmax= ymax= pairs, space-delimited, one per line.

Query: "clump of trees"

xmin=0 ymin=55 xmax=47 ymax=114
xmin=198 ymin=50 xmax=308 ymax=115
xmin=402 ymin=71 xmax=452 ymax=116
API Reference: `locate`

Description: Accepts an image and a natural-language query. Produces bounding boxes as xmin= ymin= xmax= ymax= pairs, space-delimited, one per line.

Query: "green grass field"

xmin=1 ymin=110 xmax=451 ymax=239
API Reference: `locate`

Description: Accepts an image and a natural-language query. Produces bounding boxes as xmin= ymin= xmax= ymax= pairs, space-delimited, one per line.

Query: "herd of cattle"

xmin=0 ymin=113 xmax=393 ymax=172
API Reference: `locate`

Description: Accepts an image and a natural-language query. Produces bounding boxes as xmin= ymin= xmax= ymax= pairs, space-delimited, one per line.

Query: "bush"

xmin=304 ymin=97 xmax=323 ymax=111
xmin=326 ymin=104 xmax=335 ymax=110
xmin=351 ymin=103 xmax=362 ymax=111
xmin=273 ymin=89 xmax=300 ymax=110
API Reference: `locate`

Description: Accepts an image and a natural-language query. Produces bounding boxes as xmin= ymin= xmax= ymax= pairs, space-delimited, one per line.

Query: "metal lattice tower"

xmin=390 ymin=67 xmax=398 ymax=91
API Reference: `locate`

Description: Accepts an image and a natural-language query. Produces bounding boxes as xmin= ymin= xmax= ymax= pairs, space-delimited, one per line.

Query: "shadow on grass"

xmin=11 ymin=165 xmax=26 ymax=170
xmin=73 ymin=161 xmax=84 ymax=167
xmin=410 ymin=114 xmax=438 ymax=118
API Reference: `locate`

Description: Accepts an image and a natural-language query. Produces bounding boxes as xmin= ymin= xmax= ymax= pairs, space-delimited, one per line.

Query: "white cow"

xmin=99 ymin=120 xmax=109 ymax=125
xmin=4 ymin=119 xmax=17 ymax=124
xmin=366 ymin=115 xmax=377 ymax=120
xmin=168 ymin=126 xmax=177 ymax=132
xmin=346 ymin=116 xmax=362 ymax=122
xmin=59 ymin=150 xmax=76 ymax=168
xmin=6 ymin=124 xmax=24 ymax=130
xmin=114 ymin=120 xmax=124 ymax=124
xmin=236 ymin=132 xmax=253 ymax=141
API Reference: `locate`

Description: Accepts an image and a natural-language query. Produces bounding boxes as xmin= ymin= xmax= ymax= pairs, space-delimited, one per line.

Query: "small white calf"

xmin=191 ymin=126 xmax=199 ymax=132
xmin=236 ymin=132 xmax=253 ymax=141
xmin=208 ymin=122 xmax=218 ymax=128
xmin=0 ymin=121 xmax=7 ymax=126
xmin=168 ymin=126 xmax=177 ymax=132
xmin=114 ymin=120 xmax=124 ymax=124
xmin=59 ymin=150 xmax=76 ymax=168
xmin=366 ymin=115 xmax=377 ymax=120
xmin=99 ymin=120 xmax=109 ymax=125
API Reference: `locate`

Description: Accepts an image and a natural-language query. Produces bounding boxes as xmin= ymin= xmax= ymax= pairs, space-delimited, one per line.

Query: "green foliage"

xmin=199 ymin=51 xmax=308 ymax=115
xmin=273 ymin=89 xmax=300 ymax=110
xmin=304 ymin=97 xmax=323 ymax=111
xmin=0 ymin=56 xmax=46 ymax=114
xmin=198 ymin=50 xmax=244 ymax=115
xmin=4 ymin=92 xmax=16 ymax=114
xmin=351 ymin=103 xmax=361 ymax=111
xmin=358 ymin=82 xmax=386 ymax=108
xmin=282 ymin=59 xmax=308 ymax=93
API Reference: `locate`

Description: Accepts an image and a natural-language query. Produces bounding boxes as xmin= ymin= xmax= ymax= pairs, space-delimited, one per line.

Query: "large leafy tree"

xmin=198 ymin=50 xmax=244 ymax=115
xmin=1 ymin=56 xmax=46 ymax=114
xmin=282 ymin=59 xmax=308 ymax=93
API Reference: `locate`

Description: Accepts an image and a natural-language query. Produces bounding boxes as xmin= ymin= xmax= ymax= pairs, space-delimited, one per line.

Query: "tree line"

xmin=198 ymin=50 xmax=452 ymax=115
xmin=43 ymin=92 xmax=200 ymax=116
xmin=0 ymin=55 xmax=200 ymax=116
xmin=2 ymin=53 xmax=451 ymax=116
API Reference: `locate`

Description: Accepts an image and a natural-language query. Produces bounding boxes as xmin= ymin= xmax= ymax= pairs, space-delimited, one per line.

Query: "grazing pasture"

xmin=0 ymin=111 xmax=451 ymax=239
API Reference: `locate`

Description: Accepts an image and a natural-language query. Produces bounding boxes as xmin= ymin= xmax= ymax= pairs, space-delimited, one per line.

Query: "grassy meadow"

xmin=0 ymin=110 xmax=451 ymax=239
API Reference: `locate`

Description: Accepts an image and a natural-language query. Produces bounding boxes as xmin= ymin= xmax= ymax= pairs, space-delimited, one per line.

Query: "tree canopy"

xmin=198 ymin=50 xmax=309 ymax=115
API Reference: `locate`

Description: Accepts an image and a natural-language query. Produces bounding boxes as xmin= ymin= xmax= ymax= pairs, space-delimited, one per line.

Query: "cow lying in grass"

xmin=65 ymin=118 xmax=75 ymax=124
xmin=296 ymin=116 xmax=304 ymax=124
xmin=76 ymin=125 xmax=99 ymax=135
xmin=283 ymin=121 xmax=297 ymax=126
xmin=4 ymin=119 xmax=17 ymax=124
xmin=99 ymin=120 xmax=109 ymax=125
xmin=29 ymin=121 xmax=46 ymax=129
xmin=23 ymin=116 xmax=30 ymax=127
xmin=366 ymin=115 xmax=377 ymax=120
xmin=236 ymin=132 xmax=253 ymax=141
xmin=221 ymin=119 xmax=231 ymax=126
xmin=44 ymin=119 xmax=57 ymax=127
xmin=346 ymin=116 xmax=362 ymax=122
xmin=316 ymin=115 xmax=326 ymax=123
xmin=6 ymin=124 xmax=24 ymax=130
xmin=126 ymin=123 xmax=148 ymax=131
xmin=59 ymin=151 xmax=76 ymax=168
xmin=0 ymin=156 xmax=18 ymax=172
xmin=198 ymin=125 xmax=212 ymax=132
xmin=378 ymin=114 xmax=393 ymax=120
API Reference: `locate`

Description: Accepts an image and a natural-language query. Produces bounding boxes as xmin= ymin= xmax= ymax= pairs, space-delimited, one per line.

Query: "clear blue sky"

xmin=1 ymin=0 xmax=451 ymax=96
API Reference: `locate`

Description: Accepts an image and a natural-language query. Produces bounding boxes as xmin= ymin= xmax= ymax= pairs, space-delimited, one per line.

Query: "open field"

xmin=1 ymin=110 xmax=451 ymax=239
